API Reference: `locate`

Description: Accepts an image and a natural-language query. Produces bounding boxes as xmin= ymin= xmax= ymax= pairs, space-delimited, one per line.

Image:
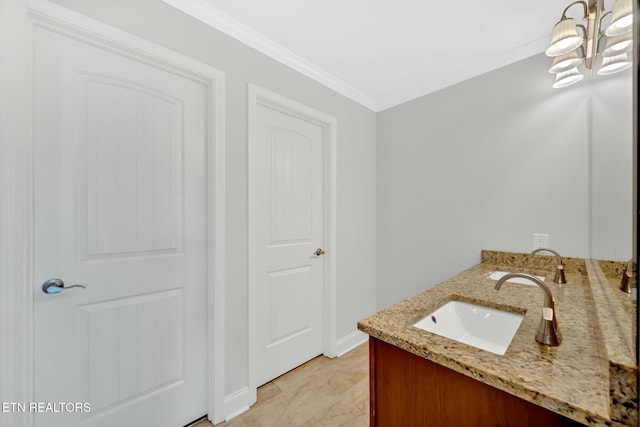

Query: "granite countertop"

xmin=358 ymin=250 xmax=637 ymax=427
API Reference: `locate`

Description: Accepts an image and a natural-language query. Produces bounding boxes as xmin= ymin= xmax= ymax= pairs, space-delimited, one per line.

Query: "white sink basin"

xmin=413 ymin=300 xmax=524 ymax=355
xmin=487 ymin=271 xmax=545 ymax=286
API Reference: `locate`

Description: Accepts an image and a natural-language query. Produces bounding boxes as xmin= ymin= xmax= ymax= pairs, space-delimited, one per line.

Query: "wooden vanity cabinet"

xmin=369 ymin=338 xmax=584 ymax=427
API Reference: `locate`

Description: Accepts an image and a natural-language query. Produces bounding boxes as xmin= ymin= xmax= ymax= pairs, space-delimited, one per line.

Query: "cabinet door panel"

xmin=369 ymin=338 xmax=583 ymax=427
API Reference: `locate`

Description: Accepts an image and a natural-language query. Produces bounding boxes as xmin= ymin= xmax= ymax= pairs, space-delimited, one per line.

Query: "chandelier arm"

xmin=576 ymin=24 xmax=588 ymax=39
xmin=579 ymin=45 xmax=586 ymax=57
xmin=598 ymin=10 xmax=612 ymax=34
xmin=561 ymin=0 xmax=589 ymax=20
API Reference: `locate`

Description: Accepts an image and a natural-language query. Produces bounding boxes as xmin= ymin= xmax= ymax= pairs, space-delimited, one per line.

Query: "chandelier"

xmin=545 ymin=0 xmax=633 ymax=88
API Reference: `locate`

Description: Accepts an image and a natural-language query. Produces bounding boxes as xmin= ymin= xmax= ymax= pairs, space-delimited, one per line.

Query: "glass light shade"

xmin=598 ymin=52 xmax=632 ymax=75
xmin=552 ymin=67 xmax=584 ymax=88
xmin=548 ymin=49 xmax=584 ymax=73
xmin=545 ymin=18 xmax=584 ymax=56
xmin=604 ymin=0 xmax=633 ymax=36
xmin=602 ymin=32 xmax=633 ymax=57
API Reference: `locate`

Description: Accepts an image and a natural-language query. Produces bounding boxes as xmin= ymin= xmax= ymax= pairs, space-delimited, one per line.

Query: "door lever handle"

xmin=313 ymin=248 xmax=325 ymax=256
xmin=42 ymin=278 xmax=86 ymax=294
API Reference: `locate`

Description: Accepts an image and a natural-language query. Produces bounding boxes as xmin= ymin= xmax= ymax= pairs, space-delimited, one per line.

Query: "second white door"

xmin=252 ymin=93 xmax=326 ymax=387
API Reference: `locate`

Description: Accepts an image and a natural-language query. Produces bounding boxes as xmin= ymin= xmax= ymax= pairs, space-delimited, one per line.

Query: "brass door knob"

xmin=313 ymin=248 xmax=325 ymax=256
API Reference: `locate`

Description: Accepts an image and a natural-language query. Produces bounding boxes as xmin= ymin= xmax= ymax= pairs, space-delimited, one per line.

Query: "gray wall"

xmin=591 ymin=74 xmax=634 ymax=260
xmin=377 ymin=53 xmax=632 ymax=308
xmin=49 ymin=0 xmax=377 ymax=407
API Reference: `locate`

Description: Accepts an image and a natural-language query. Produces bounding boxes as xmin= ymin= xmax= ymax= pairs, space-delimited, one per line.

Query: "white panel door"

xmin=253 ymin=102 xmax=325 ymax=386
xmin=33 ymin=26 xmax=208 ymax=427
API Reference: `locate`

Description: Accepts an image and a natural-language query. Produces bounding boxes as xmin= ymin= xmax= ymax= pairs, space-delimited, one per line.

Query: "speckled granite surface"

xmin=596 ymin=259 xmax=628 ymax=280
xmin=358 ymin=251 xmax=638 ymax=427
xmin=587 ymin=259 xmax=637 ymax=426
xmin=481 ymin=249 xmax=587 ymax=275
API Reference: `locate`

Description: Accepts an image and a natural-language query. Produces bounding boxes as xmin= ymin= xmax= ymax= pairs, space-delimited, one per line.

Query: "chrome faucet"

xmin=494 ymin=273 xmax=561 ymax=346
xmin=531 ymin=247 xmax=567 ymax=284
xmin=620 ymin=259 xmax=637 ymax=293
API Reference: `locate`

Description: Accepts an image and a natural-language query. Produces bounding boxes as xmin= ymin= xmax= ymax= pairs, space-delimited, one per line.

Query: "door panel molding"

xmin=2 ymin=1 xmax=226 ymax=425
xmin=247 ymin=83 xmax=337 ymax=405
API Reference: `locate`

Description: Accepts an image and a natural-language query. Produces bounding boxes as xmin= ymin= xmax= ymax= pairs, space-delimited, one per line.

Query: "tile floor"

xmin=194 ymin=343 xmax=369 ymax=427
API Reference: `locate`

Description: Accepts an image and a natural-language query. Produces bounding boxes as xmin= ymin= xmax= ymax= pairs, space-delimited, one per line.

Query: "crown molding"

xmin=161 ymin=0 xmax=381 ymax=111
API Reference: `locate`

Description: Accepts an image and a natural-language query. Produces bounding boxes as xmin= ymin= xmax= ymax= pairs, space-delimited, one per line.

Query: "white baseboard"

xmin=222 ymin=386 xmax=252 ymax=423
xmin=335 ymin=330 xmax=368 ymax=357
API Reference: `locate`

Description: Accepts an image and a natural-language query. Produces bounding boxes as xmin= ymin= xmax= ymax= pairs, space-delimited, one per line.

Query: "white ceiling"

xmin=162 ymin=0 xmax=563 ymax=111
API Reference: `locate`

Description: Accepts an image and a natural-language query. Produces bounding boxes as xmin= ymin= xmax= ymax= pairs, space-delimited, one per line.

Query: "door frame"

xmin=247 ymin=83 xmax=337 ymax=404
xmin=0 ymin=1 xmax=227 ymax=425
